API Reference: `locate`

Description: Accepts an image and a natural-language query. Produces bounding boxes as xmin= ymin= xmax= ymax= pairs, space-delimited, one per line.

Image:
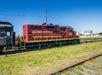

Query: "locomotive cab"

xmin=0 ymin=21 xmax=14 ymax=53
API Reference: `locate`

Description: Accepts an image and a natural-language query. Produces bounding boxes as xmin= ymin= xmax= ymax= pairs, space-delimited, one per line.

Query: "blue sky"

xmin=0 ymin=0 xmax=102 ymax=35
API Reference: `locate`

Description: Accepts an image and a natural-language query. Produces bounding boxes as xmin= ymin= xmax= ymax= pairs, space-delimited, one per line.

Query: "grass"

xmin=0 ymin=42 xmax=102 ymax=75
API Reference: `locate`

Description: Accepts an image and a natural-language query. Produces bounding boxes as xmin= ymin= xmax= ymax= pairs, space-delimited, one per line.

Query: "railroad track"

xmin=51 ymin=53 xmax=102 ymax=75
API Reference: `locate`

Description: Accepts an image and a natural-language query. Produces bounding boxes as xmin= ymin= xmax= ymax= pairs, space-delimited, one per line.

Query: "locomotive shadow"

xmin=0 ymin=40 xmax=80 ymax=56
xmin=0 ymin=48 xmax=44 ymax=55
xmin=0 ymin=46 xmax=61 ymax=55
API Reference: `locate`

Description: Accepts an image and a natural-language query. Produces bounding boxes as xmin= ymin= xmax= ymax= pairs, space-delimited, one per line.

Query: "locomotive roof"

xmin=0 ymin=21 xmax=13 ymax=27
xmin=0 ymin=21 xmax=13 ymax=25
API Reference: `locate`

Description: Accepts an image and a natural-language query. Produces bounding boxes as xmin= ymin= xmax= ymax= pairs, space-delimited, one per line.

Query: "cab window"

xmin=0 ymin=30 xmax=5 ymax=37
xmin=7 ymin=31 xmax=11 ymax=36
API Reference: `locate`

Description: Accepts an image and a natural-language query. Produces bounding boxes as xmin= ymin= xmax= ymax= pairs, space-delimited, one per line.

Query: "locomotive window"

xmin=0 ymin=30 xmax=5 ymax=37
xmin=7 ymin=31 xmax=10 ymax=36
xmin=61 ymin=28 xmax=66 ymax=30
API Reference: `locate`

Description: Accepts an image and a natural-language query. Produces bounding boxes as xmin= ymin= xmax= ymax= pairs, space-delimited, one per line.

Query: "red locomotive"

xmin=23 ymin=23 xmax=80 ymax=47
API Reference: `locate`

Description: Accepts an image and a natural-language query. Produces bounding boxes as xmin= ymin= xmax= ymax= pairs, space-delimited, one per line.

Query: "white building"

xmin=83 ymin=30 xmax=93 ymax=36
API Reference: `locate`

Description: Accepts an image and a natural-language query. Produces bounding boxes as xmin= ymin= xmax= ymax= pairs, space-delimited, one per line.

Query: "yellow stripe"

xmin=32 ymin=36 xmax=62 ymax=39
xmin=25 ymin=38 xmax=80 ymax=43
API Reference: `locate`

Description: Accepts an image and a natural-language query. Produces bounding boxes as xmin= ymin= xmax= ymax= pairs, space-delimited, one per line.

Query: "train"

xmin=0 ymin=21 xmax=80 ymax=53
xmin=0 ymin=21 xmax=15 ymax=53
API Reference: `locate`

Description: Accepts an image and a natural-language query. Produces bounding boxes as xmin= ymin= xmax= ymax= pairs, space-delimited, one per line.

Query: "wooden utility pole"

xmin=45 ymin=8 xmax=48 ymax=25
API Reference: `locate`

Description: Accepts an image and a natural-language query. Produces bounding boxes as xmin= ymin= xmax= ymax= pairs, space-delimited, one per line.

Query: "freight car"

xmin=23 ymin=23 xmax=80 ymax=49
xmin=0 ymin=21 xmax=14 ymax=53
